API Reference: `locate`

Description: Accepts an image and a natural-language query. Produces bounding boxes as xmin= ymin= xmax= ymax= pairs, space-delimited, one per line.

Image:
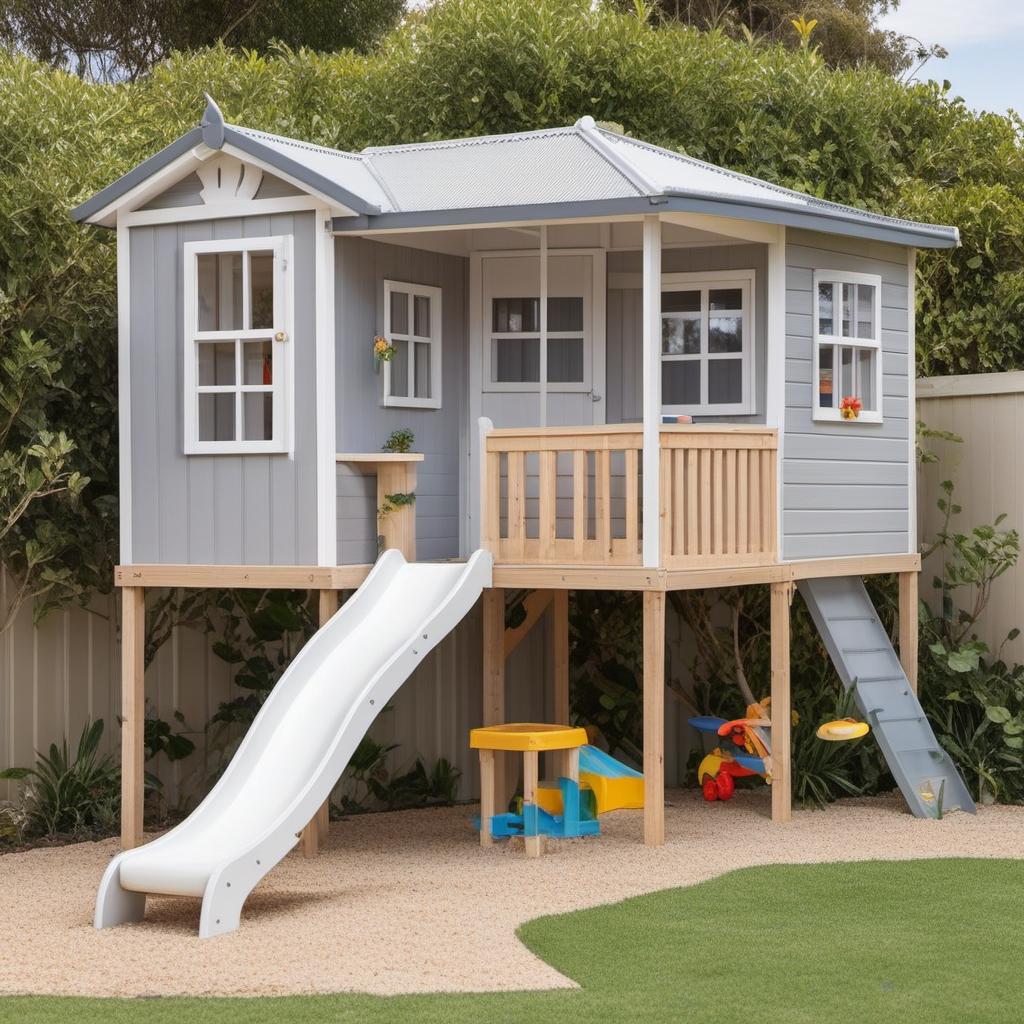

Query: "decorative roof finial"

xmin=201 ymin=93 xmax=225 ymax=149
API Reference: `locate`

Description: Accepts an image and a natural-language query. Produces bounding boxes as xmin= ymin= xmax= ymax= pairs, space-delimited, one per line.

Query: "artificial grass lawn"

xmin=2 ymin=858 xmax=1019 ymax=1024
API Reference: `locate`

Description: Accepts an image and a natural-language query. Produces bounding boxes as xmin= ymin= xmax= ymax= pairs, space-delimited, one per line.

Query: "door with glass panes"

xmin=479 ymin=253 xmax=604 ymax=428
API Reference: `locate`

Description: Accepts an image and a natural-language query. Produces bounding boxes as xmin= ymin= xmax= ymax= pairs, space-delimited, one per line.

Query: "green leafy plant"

xmin=382 ymin=428 xmax=415 ymax=453
xmin=0 ymin=720 xmax=128 ymax=837
xmin=378 ymin=491 xmax=416 ymax=517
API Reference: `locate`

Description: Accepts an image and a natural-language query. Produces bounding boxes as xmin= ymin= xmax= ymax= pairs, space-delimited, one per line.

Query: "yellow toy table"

xmin=470 ymin=723 xmax=588 ymax=857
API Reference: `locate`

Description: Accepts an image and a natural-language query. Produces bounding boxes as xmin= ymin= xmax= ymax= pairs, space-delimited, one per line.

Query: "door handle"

xmin=590 ymin=392 xmax=602 ymax=403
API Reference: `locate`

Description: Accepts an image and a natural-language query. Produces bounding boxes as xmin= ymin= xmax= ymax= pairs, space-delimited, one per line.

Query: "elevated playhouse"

xmin=73 ymin=97 xmax=971 ymax=936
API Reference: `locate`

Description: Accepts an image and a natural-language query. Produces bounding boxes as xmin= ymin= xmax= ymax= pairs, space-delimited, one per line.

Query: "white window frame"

xmin=182 ymin=235 xmax=293 ymax=455
xmin=812 ymin=269 xmax=884 ymax=424
xmin=481 ymin=252 xmax=596 ymax=395
xmin=660 ymin=269 xmax=756 ymax=416
xmin=382 ymin=280 xmax=443 ymax=409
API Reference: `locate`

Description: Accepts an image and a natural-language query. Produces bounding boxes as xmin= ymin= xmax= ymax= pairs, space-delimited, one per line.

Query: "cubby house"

xmin=74 ymin=97 xmax=961 ymax=867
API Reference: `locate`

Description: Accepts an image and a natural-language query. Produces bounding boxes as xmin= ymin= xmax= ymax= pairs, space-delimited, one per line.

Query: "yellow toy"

xmin=816 ymin=718 xmax=870 ymax=741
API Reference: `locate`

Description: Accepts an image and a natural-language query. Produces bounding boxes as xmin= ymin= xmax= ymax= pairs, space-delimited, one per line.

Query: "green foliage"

xmin=0 ymin=719 xmax=123 ymax=836
xmin=336 ymin=734 xmax=462 ymax=814
xmin=378 ymin=492 xmax=416 ymax=517
xmin=144 ymin=709 xmax=196 ymax=764
xmin=569 ymin=590 xmax=644 ymax=762
xmin=615 ymin=0 xmax=921 ymax=76
xmin=916 ymin=476 xmax=1024 ymax=804
xmin=382 ymin=428 xmax=415 ymax=453
xmin=0 ymin=0 xmax=406 ymax=82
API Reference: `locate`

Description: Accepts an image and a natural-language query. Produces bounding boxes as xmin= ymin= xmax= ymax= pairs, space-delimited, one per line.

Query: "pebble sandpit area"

xmin=0 ymin=790 xmax=1021 ymax=998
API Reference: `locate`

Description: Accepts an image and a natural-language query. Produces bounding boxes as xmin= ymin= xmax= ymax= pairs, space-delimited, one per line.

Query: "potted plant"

xmin=839 ymin=396 xmax=862 ymax=420
xmin=373 ymin=335 xmax=395 ymax=370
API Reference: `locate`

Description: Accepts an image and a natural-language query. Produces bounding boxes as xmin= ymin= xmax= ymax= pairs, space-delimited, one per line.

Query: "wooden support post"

xmin=522 ymin=749 xmax=542 ymax=858
xmin=479 ymin=749 xmax=495 ymax=846
xmin=482 ymin=588 xmax=506 ymax=822
xmin=120 ymin=586 xmax=146 ymax=851
xmin=642 ymin=590 xmax=665 ymax=847
xmin=898 ymin=570 xmax=919 ymax=694
xmin=553 ymin=590 xmax=570 ymax=725
xmin=301 ymin=588 xmax=342 ymax=857
xmin=770 ymin=581 xmax=792 ymax=823
xmin=377 ymin=462 xmax=418 ymax=560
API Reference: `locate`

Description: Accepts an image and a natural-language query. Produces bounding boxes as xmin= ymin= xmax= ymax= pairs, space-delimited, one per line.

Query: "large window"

xmin=812 ymin=270 xmax=883 ymax=423
xmin=383 ymin=280 xmax=442 ymax=409
xmin=661 ymin=271 xmax=754 ymax=415
xmin=183 ymin=236 xmax=291 ymax=454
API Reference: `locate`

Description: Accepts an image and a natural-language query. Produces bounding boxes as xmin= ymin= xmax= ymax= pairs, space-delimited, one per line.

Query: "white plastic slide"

xmin=95 ymin=549 xmax=493 ymax=938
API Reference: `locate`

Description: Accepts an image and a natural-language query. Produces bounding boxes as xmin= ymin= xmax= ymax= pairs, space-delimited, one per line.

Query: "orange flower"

xmin=839 ymin=395 xmax=862 ymax=420
xmin=373 ymin=336 xmax=395 ymax=362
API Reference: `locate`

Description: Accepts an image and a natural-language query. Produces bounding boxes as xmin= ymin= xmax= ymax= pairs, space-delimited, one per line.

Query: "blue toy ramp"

xmin=580 ymin=745 xmax=643 ymax=780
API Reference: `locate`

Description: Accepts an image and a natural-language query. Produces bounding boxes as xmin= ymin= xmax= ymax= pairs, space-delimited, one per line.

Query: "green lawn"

xmin=1 ymin=859 xmax=1018 ymax=1024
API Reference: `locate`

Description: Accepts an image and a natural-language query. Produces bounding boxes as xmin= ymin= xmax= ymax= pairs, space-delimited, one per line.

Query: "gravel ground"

xmin=0 ymin=790 xmax=1021 ymax=998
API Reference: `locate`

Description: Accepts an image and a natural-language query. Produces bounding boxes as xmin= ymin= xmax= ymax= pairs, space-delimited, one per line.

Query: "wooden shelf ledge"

xmin=336 ymin=452 xmax=425 ymax=463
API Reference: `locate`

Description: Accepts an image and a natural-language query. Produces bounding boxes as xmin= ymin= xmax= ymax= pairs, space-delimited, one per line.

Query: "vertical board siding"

xmin=918 ymin=377 xmax=1024 ymax=667
xmin=129 ymin=211 xmax=319 ymax=566
xmin=334 ymin=237 xmax=468 ymax=562
xmin=606 ymin=244 xmax=769 ymax=424
xmin=783 ymin=229 xmax=911 ymax=560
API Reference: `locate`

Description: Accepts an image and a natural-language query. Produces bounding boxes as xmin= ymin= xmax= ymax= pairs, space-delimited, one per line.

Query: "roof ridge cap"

xmin=362 ymin=124 xmax=578 ymax=154
xmin=573 ymin=116 xmax=657 ymax=196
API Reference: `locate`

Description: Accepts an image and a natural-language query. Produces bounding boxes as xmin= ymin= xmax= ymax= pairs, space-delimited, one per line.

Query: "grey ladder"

xmin=797 ymin=576 xmax=975 ymax=818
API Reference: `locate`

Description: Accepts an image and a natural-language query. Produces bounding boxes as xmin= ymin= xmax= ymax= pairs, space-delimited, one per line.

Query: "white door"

xmin=464 ymin=251 xmax=605 ymax=553
xmin=479 ymin=253 xmax=605 ymax=428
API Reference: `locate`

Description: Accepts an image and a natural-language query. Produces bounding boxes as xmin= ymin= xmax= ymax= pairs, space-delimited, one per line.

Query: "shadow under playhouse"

xmin=71 ymin=97 xmax=974 ymax=937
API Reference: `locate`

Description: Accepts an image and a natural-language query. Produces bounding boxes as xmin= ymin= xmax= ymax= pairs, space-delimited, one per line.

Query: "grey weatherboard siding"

xmin=334 ymin=237 xmax=468 ymax=564
xmin=128 ymin=211 xmax=319 ymax=565
xmin=782 ymin=229 xmax=911 ymax=560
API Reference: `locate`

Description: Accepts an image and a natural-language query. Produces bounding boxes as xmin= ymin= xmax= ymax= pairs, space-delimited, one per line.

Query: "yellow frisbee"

xmin=816 ymin=718 xmax=870 ymax=742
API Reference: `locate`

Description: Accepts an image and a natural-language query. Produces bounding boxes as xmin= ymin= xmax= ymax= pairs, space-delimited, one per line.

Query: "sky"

xmin=878 ymin=0 xmax=1024 ymax=114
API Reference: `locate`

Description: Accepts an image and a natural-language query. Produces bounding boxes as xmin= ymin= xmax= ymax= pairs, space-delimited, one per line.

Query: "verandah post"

xmin=641 ymin=215 xmax=662 ymax=568
xmin=120 ymin=585 xmax=146 ymax=850
xmin=770 ymin=580 xmax=793 ymax=823
xmin=643 ymin=589 xmax=666 ymax=846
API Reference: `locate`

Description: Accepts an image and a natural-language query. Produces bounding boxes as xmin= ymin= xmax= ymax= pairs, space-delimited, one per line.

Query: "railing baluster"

xmin=596 ymin=447 xmax=612 ymax=560
xmin=724 ymin=448 xmax=736 ymax=555
xmin=659 ymin=446 xmax=672 ymax=565
xmin=484 ymin=450 xmax=500 ymax=552
xmin=699 ymin=448 xmax=711 ymax=556
xmin=737 ymin=448 xmax=748 ymax=555
xmin=686 ymin=449 xmax=698 ymax=557
xmin=508 ymin=450 xmax=526 ymax=560
xmin=672 ymin=449 xmax=685 ymax=560
xmin=539 ymin=449 xmax=557 ymax=560
xmin=626 ymin=447 xmax=639 ymax=560
xmin=749 ymin=447 xmax=761 ymax=555
xmin=573 ymin=448 xmax=587 ymax=560
xmin=712 ymin=449 xmax=724 ymax=555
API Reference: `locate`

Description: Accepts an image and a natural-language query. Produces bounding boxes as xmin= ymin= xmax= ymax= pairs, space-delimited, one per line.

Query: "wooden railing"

xmin=659 ymin=427 xmax=778 ymax=568
xmin=480 ymin=422 xmax=777 ymax=569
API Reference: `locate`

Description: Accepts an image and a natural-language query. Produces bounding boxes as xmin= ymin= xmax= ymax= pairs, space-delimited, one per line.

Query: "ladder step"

xmin=893 ymin=746 xmax=945 ymax=758
xmin=854 ymin=675 xmax=907 ymax=686
xmin=874 ymin=713 xmax=926 ymax=725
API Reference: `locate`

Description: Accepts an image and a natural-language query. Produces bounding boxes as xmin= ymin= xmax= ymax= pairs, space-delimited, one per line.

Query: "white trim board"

xmin=916 ymin=370 xmax=1024 ymax=399
xmin=121 ymin=195 xmax=325 ymax=228
xmin=315 ymin=210 xmax=338 ymax=566
xmin=765 ymin=226 xmax=786 ymax=561
xmin=907 ymin=248 xmax=917 ymax=556
xmin=116 ymin=215 xmax=133 ymax=564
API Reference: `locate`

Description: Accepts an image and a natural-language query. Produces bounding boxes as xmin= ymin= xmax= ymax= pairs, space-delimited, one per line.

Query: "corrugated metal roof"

xmin=230 ymin=125 xmax=394 ymax=211
xmin=71 ymin=98 xmax=959 ymax=247
xmin=365 ymin=128 xmax=642 ymax=211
